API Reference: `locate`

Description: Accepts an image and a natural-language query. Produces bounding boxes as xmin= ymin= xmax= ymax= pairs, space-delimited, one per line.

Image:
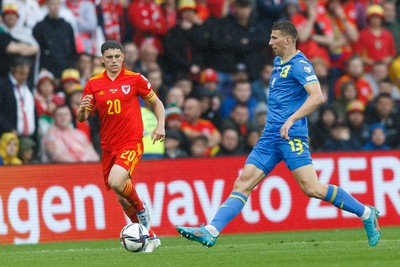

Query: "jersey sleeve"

xmin=82 ymin=81 xmax=95 ymax=111
xmin=293 ymin=59 xmax=319 ymax=88
xmin=137 ymin=74 xmax=156 ymax=102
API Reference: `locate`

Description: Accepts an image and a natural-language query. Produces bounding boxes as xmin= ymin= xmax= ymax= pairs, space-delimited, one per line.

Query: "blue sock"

xmin=210 ymin=192 xmax=247 ymax=232
xmin=323 ymin=185 xmax=365 ymax=217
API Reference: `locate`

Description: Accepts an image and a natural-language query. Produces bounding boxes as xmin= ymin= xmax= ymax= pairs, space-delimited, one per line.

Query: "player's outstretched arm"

xmin=148 ymin=95 xmax=166 ymax=144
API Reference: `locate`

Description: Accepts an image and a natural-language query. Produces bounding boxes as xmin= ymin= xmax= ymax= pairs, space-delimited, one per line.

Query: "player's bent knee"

xmin=108 ymin=177 xmax=125 ymax=193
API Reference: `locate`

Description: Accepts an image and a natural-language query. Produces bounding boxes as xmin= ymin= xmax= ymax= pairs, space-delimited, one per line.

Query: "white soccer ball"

xmin=120 ymin=223 xmax=149 ymax=252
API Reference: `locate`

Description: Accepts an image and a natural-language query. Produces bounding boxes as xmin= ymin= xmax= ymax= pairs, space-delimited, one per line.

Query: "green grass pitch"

xmin=1 ymin=227 xmax=399 ymax=267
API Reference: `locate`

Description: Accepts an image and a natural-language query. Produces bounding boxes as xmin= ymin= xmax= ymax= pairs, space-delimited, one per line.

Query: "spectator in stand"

xmin=163 ymin=0 xmax=177 ymax=30
xmin=345 ymin=100 xmax=370 ymax=146
xmin=65 ymin=82 xmax=92 ymax=142
xmin=99 ymin=0 xmax=123 ymax=42
xmin=190 ymin=134 xmax=209 ymax=157
xmin=41 ymin=105 xmax=99 ymax=163
xmin=230 ymin=63 xmax=249 ymax=88
xmin=325 ymin=0 xmax=359 ymax=98
xmin=122 ymin=42 xmax=141 ymax=72
xmin=65 ymin=0 xmax=98 ymax=55
xmin=0 ymin=4 xmax=38 ymax=78
xmin=365 ymin=93 xmax=400 ymax=148
xmin=243 ymin=123 xmax=261 ymax=154
xmin=220 ymin=80 xmax=258 ymax=120
xmin=378 ymin=77 xmax=400 ymax=100
xmin=311 ymin=57 xmax=330 ymax=87
xmin=355 ymin=4 xmax=397 ymax=72
xmin=256 ymin=0 xmax=284 ymax=40
xmin=325 ymin=0 xmax=359 ymax=75
xmin=308 ymin=106 xmax=338 ymax=151
xmin=364 ymin=60 xmax=393 ymax=96
xmin=198 ymin=68 xmax=222 ymax=126
xmin=33 ymin=0 xmax=77 ymax=79
xmin=164 ymin=129 xmax=188 ymax=159
xmin=225 ymin=0 xmax=267 ymax=81
xmin=76 ymin=53 xmax=94 ymax=86
xmin=206 ymin=0 xmax=228 ymax=19
xmin=17 ymin=136 xmax=38 ymax=164
xmin=211 ymin=126 xmax=244 ymax=157
xmin=60 ymin=68 xmax=81 ymax=96
xmin=165 ymin=106 xmax=190 ymax=153
xmin=199 ymin=68 xmax=220 ymax=94
xmin=2 ymin=0 xmax=41 ymax=46
xmin=332 ymin=80 xmax=358 ymax=122
xmin=0 ymin=57 xmax=37 ymax=139
xmin=251 ymin=63 xmax=272 ymax=103
xmin=127 ymin=0 xmax=167 ymax=54
xmin=291 ymin=0 xmax=333 ymax=68
xmin=202 ymin=0 xmax=234 ymax=94
xmin=34 ymin=70 xmax=64 ymax=118
xmin=252 ymin=101 xmax=267 ymax=130
xmin=196 ymin=0 xmax=210 ymax=22
xmin=334 ymin=55 xmax=374 ymax=105
xmin=34 ymin=69 xmax=64 ymax=139
xmin=383 ymin=0 xmax=400 ymax=54
xmin=165 ymin=87 xmax=186 ymax=109
xmin=138 ymin=41 xmax=161 ymax=74
xmin=147 ymin=68 xmax=168 ymax=105
xmin=195 ymin=87 xmax=221 ymax=128
xmin=220 ymin=103 xmax=257 ymax=148
xmin=0 ymin=132 xmax=22 ymax=165
xmin=323 ymin=122 xmax=362 ymax=151
xmin=363 ymin=123 xmax=391 ymax=151
xmin=164 ymin=0 xmax=206 ymax=81
xmin=181 ymin=97 xmax=221 ymax=151
xmin=174 ymin=72 xmax=195 ymax=98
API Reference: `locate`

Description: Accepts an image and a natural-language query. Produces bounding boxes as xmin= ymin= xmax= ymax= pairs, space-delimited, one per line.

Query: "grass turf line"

xmin=0 ymin=227 xmax=399 ymax=267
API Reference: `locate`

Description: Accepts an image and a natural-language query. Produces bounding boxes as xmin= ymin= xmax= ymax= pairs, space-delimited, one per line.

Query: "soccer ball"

xmin=120 ymin=223 xmax=149 ymax=252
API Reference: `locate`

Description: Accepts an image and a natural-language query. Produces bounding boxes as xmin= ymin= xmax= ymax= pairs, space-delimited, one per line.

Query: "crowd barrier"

xmin=1 ymin=150 xmax=399 ymax=244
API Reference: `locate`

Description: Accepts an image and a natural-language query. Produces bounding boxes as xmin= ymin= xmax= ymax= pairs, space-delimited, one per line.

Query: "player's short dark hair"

xmin=101 ymin=40 xmax=123 ymax=55
xmin=272 ymin=21 xmax=298 ymax=42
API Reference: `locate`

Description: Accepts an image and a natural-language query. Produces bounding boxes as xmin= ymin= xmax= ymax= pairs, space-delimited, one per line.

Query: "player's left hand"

xmin=280 ymin=119 xmax=294 ymax=140
xmin=151 ymin=126 xmax=165 ymax=144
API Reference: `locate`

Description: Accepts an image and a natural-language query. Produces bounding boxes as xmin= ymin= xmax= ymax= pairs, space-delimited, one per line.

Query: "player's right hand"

xmin=80 ymin=94 xmax=93 ymax=109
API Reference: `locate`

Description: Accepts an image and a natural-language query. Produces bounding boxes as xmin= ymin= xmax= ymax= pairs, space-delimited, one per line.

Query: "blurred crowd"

xmin=0 ymin=0 xmax=400 ymax=166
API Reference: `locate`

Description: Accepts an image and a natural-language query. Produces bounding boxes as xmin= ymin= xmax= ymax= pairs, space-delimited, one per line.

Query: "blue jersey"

xmin=263 ymin=51 xmax=319 ymax=139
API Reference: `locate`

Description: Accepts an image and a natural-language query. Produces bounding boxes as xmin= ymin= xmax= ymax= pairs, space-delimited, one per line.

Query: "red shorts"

xmin=101 ymin=140 xmax=144 ymax=190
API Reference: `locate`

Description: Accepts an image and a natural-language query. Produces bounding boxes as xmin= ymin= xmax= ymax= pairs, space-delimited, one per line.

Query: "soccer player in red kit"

xmin=77 ymin=40 xmax=165 ymax=252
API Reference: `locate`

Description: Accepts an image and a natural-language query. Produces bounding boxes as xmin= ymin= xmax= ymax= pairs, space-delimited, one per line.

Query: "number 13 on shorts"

xmin=288 ymin=139 xmax=307 ymax=155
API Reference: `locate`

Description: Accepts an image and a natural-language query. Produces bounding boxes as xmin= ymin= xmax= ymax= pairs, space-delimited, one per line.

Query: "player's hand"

xmin=151 ymin=126 xmax=165 ymax=144
xmin=280 ymin=119 xmax=294 ymax=140
xmin=80 ymin=94 xmax=93 ymax=110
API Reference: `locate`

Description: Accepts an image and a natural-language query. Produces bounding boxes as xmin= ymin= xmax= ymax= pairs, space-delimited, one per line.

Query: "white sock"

xmin=360 ymin=206 xmax=371 ymax=221
xmin=205 ymin=225 xmax=219 ymax=237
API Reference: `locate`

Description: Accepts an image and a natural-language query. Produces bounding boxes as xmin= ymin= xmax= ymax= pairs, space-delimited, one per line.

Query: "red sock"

xmin=121 ymin=182 xmax=144 ymax=211
xmin=123 ymin=205 xmax=139 ymax=223
xmin=148 ymin=227 xmax=157 ymax=238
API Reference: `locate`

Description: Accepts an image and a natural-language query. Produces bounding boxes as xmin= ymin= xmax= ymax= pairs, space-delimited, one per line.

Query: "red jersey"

xmin=83 ymin=68 xmax=155 ymax=151
xmin=355 ymin=28 xmax=397 ymax=62
xmin=334 ymin=74 xmax=373 ymax=105
xmin=181 ymin=119 xmax=218 ymax=138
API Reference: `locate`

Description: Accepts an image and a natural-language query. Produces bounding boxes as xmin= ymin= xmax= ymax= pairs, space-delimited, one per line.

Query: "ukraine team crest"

xmin=122 ymin=85 xmax=130 ymax=94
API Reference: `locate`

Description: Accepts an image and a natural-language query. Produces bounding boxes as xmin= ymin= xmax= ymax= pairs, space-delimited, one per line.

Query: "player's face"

xmin=269 ymin=30 xmax=288 ymax=57
xmin=101 ymin=49 xmax=124 ymax=74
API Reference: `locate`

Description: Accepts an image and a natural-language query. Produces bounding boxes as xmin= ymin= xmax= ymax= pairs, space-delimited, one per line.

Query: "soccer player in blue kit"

xmin=176 ymin=21 xmax=381 ymax=247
